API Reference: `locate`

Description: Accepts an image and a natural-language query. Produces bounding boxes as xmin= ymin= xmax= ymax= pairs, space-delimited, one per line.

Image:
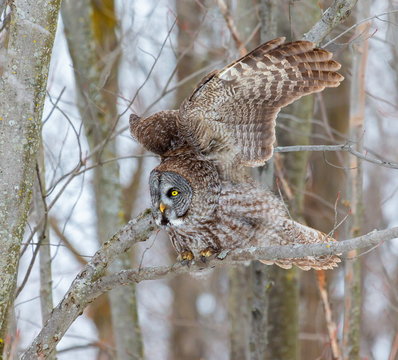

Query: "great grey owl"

xmin=130 ymin=37 xmax=343 ymax=270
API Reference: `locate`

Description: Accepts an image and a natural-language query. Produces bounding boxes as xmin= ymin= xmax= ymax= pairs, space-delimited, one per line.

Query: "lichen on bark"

xmin=0 ymin=0 xmax=61 ymax=353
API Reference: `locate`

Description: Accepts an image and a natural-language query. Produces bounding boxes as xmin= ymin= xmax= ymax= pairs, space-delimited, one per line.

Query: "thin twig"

xmin=323 ymin=9 xmax=398 ymax=48
xmin=317 ymin=271 xmax=342 ymax=360
xmin=216 ymin=0 xmax=247 ymax=55
xmin=96 ymin=18 xmax=177 ymax=163
xmin=22 ymin=139 xmax=396 ymax=259
xmin=49 ymin=217 xmax=87 ymax=266
xmin=274 ymin=144 xmax=398 ymax=170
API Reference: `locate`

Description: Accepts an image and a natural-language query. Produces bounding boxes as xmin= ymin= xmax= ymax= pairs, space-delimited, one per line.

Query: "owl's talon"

xmin=199 ymin=247 xmax=218 ymax=263
xmin=178 ymin=251 xmax=194 ymax=265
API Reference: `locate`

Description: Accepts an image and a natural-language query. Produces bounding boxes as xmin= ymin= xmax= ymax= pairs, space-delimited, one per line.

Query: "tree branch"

xmin=92 ymin=227 xmax=398 ymax=295
xmin=21 ymin=210 xmax=155 ymax=360
xmin=216 ymin=0 xmax=247 ymax=56
xmin=303 ymin=0 xmax=358 ymax=45
xmin=24 ymin=1 xmax=398 ymax=357
xmin=23 ymin=206 xmax=398 ymax=359
xmin=274 ymin=144 xmax=398 ymax=170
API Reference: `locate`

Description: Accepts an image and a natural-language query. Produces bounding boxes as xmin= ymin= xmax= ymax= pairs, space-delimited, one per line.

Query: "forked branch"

xmin=22 ymin=209 xmax=398 ymax=359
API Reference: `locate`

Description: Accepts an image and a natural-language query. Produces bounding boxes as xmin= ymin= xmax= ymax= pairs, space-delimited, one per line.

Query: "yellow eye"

xmin=171 ymin=190 xmax=179 ymax=197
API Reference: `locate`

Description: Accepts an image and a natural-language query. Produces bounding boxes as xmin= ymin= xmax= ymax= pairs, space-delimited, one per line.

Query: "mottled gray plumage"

xmin=130 ymin=37 xmax=343 ymax=270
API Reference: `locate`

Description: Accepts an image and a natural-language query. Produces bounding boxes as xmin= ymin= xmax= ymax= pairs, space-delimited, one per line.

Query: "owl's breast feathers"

xmin=169 ymin=183 xmax=340 ymax=270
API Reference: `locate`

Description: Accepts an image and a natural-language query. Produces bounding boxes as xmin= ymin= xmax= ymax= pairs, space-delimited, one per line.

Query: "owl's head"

xmin=149 ymin=170 xmax=193 ymax=227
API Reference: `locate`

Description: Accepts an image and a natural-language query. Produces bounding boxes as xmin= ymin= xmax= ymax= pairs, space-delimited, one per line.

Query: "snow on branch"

xmin=23 ymin=209 xmax=398 ymax=359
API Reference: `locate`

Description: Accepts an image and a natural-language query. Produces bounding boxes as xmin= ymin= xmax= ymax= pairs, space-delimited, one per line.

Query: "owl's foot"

xmin=178 ymin=250 xmax=194 ymax=265
xmin=199 ymin=247 xmax=218 ymax=263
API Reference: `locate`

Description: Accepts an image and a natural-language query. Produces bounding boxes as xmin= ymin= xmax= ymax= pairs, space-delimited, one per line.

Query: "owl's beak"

xmin=159 ymin=202 xmax=167 ymax=213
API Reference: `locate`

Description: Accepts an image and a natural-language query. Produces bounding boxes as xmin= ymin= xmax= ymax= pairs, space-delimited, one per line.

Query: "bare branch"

xmin=49 ymin=216 xmax=88 ymax=266
xmin=274 ymin=144 xmax=398 ymax=170
xmin=323 ymin=9 xmax=398 ymax=48
xmin=22 ymin=210 xmax=155 ymax=359
xmin=303 ymin=0 xmax=358 ymax=44
xmin=48 ymin=142 xmax=398 ymax=212
xmin=317 ymin=271 xmax=342 ymax=360
xmin=216 ymin=0 xmax=247 ymax=55
xmin=93 ymin=227 xmax=398 ymax=294
xmin=25 ymin=140 xmax=395 ymax=250
xmin=23 ymin=206 xmax=398 ymax=359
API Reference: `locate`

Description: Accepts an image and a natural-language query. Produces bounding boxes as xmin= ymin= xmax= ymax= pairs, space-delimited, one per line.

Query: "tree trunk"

xmin=225 ymin=2 xmax=277 ymax=359
xmin=260 ymin=2 xmax=302 ymax=359
xmin=342 ymin=1 xmax=369 ymax=358
xmin=0 ymin=0 xmax=61 ymax=354
xmin=61 ymin=1 xmax=142 ymax=358
xmin=229 ymin=266 xmax=251 ymax=360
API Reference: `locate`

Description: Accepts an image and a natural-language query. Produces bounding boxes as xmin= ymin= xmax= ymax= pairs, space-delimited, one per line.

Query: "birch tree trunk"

xmin=61 ymin=1 xmax=142 ymax=358
xmin=0 ymin=0 xmax=61 ymax=354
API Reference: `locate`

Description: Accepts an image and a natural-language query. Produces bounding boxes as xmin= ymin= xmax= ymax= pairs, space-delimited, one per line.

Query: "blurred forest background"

xmin=1 ymin=0 xmax=398 ymax=359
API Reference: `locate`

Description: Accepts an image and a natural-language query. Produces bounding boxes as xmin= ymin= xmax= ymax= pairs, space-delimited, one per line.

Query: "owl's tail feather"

xmin=260 ymin=222 xmax=341 ymax=271
xmin=260 ymin=255 xmax=341 ymax=271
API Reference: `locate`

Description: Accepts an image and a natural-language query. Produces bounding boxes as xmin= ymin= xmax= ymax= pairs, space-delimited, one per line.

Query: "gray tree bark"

xmin=0 ymin=0 xmax=61 ymax=354
xmin=303 ymin=0 xmax=358 ymax=44
xmin=228 ymin=266 xmax=251 ymax=360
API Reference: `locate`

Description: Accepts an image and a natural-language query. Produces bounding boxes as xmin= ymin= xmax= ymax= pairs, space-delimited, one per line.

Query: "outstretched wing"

xmin=179 ymin=37 xmax=343 ymax=167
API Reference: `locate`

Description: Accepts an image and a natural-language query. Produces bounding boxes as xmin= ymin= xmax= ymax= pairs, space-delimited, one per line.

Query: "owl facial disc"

xmin=149 ymin=170 xmax=193 ymax=227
